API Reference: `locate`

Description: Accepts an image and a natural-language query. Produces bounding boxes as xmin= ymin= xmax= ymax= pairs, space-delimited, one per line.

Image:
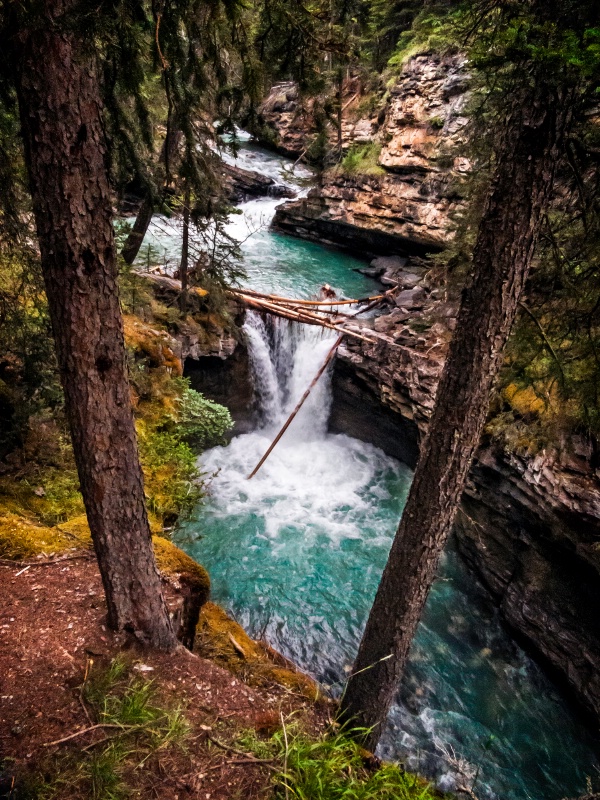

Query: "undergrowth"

xmin=339 ymin=143 xmax=384 ymax=176
xmin=237 ymin=724 xmax=439 ymax=800
xmin=15 ymin=657 xmax=189 ymax=800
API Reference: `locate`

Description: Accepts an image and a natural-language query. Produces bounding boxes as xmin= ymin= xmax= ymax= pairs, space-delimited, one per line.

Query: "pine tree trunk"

xmin=179 ymin=184 xmax=190 ymax=316
xmin=16 ymin=2 xmax=177 ymax=650
xmin=121 ymin=129 xmax=182 ymax=266
xmin=339 ymin=82 xmax=572 ymax=748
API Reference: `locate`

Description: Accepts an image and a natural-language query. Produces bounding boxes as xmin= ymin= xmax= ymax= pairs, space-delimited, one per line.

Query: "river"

xmin=142 ymin=133 xmax=600 ymax=800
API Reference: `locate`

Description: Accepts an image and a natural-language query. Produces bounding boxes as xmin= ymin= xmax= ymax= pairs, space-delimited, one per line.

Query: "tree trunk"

xmin=121 ymin=129 xmax=182 ymax=266
xmin=338 ymin=81 xmax=572 ymax=748
xmin=15 ymin=1 xmax=177 ymax=651
xmin=179 ymin=183 xmax=190 ymax=316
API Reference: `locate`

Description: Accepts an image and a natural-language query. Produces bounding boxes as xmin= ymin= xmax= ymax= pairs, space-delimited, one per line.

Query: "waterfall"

xmin=243 ymin=311 xmax=337 ymax=438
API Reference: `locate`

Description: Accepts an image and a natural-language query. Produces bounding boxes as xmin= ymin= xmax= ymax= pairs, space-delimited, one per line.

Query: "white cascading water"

xmin=166 ymin=133 xmax=600 ymax=800
xmin=246 ymin=312 xmax=337 ymax=436
xmin=200 ymin=310 xmax=401 ymax=543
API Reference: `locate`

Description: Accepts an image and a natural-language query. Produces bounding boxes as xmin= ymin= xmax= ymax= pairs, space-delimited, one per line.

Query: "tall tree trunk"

xmin=15 ymin=1 xmax=177 ymax=650
xmin=339 ymin=81 xmax=572 ymax=748
xmin=179 ymin=183 xmax=190 ymax=317
xmin=121 ymin=129 xmax=182 ymax=266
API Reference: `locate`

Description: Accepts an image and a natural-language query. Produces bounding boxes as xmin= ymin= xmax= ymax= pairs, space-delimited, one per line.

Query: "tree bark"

xmin=121 ymin=129 xmax=182 ymax=266
xmin=15 ymin=1 xmax=177 ymax=650
xmin=339 ymin=81 xmax=572 ymax=748
xmin=179 ymin=183 xmax=190 ymax=316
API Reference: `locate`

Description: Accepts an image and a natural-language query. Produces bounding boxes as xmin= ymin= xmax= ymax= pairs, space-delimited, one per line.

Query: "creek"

xmin=148 ymin=134 xmax=599 ymax=800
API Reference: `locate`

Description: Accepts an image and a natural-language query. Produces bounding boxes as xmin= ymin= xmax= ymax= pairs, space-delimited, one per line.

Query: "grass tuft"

xmin=238 ymin=724 xmax=439 ymax=800
xmin=19 ymin=657 xmax=190 ymax=799
xmin=339 ymin=143 xmax=384 ymax=176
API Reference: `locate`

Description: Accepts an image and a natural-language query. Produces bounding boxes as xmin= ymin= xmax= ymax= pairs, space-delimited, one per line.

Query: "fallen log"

xmin=234 ymin=287 xmax=391 ymax=307
xmin=237 ymin=293 xmax=378 ymax=344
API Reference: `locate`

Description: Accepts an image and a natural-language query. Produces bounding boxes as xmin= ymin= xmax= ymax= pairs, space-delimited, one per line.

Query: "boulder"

xmin=395 ymin=287 xmax=427 ymax=309
xmin=370 ymin=255 xmax=408 ymax=272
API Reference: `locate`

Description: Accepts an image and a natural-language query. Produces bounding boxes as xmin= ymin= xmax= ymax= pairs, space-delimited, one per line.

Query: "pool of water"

xmin=137 ymin=132 xmax=380 ymax=300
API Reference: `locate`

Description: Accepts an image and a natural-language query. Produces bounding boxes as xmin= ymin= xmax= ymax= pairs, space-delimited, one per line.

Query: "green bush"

xmin=340 ymin=143 xmax=384 ymax=176
xmin=177 ymin=380 xmax=233 ymax=448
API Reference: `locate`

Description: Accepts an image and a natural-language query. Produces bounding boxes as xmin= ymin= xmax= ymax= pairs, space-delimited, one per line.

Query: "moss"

xmin=0 ymin=507 xmax=207 ymax=589
xmin=197 ymin=602 xmax=321 ymax=701
xmin=123 ymin=314 xmax=183 ymax=376
xmin=0 ymin=513 xmax=80 ymax=560
xmin=152 ymin=534 xmax=210 ymax=599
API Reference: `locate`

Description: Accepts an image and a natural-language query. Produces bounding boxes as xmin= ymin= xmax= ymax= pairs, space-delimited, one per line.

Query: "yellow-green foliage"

xmin=386 ymin=11 xmax=460 ymax=72
xmin=197 ymin=602 xmax=320 ymax=700
xmin=339 ymin=143 xmax=384 ymax=176
xmin=502 ymin=383 xmax=547 ymax=418
xmin=152 ymin=534 xmax=210 ymax=598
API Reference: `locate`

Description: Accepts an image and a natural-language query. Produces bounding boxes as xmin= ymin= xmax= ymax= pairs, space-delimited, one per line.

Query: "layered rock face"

xmin=328 ymin=258 xmax=600 ymax=722
xmin=261 ymin=55 xmax=469 ymax=254
xmin=246 ymin=56 xmax=600 ymax=722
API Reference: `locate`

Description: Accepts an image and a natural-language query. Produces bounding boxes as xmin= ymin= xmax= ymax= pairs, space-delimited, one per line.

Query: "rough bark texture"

xmin=339 ymin=82 xmax=571 ymax=748
xmin=15 ymin=1 xmax=177 ymax=650
xmin=179 ymin=185 xmax=190 ymax=316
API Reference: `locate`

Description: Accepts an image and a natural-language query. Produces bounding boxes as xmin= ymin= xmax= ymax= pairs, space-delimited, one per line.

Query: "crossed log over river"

xmin=135 ymin=270 xmax=397 ymax=476
xmin=231 ymin=286 xmax=399 ymax=477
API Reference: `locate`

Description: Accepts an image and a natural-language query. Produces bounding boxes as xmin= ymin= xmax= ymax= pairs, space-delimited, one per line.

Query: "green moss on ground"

xmin=152 ymin=534 xmax=210 ymax=600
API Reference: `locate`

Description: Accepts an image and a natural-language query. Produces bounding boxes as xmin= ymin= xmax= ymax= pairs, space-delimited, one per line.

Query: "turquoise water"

xmin=175 ymin=139 xmax=599 ymax=800
xmin=138 ymin=134 xmax=380 ymax=301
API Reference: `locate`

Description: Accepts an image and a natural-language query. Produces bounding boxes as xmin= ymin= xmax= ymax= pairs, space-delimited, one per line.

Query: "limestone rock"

xmin=330 ymin=287 xmax=600 ymax=725
xmin=266 ymin=54 xmax=469 ymax=255
xmin=395 ymin=287 xmax=427 ymax=309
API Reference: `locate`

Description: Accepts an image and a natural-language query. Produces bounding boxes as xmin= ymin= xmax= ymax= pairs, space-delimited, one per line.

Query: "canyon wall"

xmin=329 ymin=267 xmax=600 ymax=723
xmin=258 ymin=54 xmax=469 ymax=255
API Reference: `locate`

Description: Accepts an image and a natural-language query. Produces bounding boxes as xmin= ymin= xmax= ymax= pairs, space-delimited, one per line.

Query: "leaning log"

xmin=247 ymin=335 xmax=345 ymax=479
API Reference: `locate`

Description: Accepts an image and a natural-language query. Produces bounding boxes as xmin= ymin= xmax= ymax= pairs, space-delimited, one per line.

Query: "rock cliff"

xmin=258 ymin=54 xmax=469 ymax=254
xmin=251 ymin=53 xmax=600 ymax=723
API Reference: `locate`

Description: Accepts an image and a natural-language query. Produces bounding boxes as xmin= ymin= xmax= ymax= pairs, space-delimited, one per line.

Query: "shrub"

xmin=340 ymin=143 xmax=384 ymax=176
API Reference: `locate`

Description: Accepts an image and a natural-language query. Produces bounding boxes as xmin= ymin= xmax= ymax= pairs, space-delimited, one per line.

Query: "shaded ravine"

xmin=164 ymin=137 xmax=599 ymax=799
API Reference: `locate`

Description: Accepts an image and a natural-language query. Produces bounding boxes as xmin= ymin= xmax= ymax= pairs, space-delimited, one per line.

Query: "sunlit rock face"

xmin=378 ymin=53 xmax=469 ymax=174
xmin=256 ymin=54 xmax=469 ymax=254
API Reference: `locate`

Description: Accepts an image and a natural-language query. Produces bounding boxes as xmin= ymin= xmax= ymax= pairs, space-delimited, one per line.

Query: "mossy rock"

xmin=123 ymin=315 xmax=183 ymax=376
xmin=152 ymin=535 xmax=210 ymax=602
xmin=197 ymin=602 xmax=320 ymax=701
xmin=502 ymin=383 xmax=546 ymax=417
xmin=0 ymin=513 xmax=78 ymax=560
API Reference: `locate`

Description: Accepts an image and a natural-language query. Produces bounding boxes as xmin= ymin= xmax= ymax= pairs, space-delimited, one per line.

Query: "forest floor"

xmin=0 ymin=555 xmax=330 ymax=799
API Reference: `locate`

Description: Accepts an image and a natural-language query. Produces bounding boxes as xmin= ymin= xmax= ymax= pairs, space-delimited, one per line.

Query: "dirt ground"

xmin=0 ymin=556 xmax=327 ymax=799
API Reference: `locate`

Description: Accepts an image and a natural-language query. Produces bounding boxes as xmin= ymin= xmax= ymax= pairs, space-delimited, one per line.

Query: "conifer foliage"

xmin=339 ymin=0 xmax=600 ymax=748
